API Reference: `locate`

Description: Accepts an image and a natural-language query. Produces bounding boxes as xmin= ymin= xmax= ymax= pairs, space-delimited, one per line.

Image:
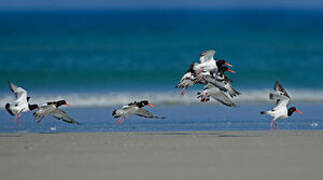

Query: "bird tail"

xmin=5 ymin=104 xmax=14 ymax=116
xmin=260 ymin=111 xmax=267 ymax=115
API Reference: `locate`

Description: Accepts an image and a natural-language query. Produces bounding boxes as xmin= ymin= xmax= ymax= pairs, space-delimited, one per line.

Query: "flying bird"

xmin=33 ymin=100 xmax=81 ymax=125
xmin=261 ymin=81 xmax=303 ymax=130
xmin=176 ymin=49 xmax=234 ymax=95
xmin=112 ymin=100 xmax=165 ymax=125
xmin=5 ymin=82 xmax=39 ymax=125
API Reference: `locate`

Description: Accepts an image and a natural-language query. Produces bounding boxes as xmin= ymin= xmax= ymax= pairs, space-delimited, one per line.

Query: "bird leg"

xmin=37 ymin=116 xmax=45 ymax=123
xmin=17 ymin=113 xmax=21 ymax=125
xmin=270 ymin=121 xmax=274 ymax=130
xmin=117 ymin=115 xmax=127 ymax=125
xmin=13 ymin=113 xmax=18 ymax=123
xmin=274 ymin=120 xmax=279 ymax=130
xmin=181 ymin=86 xmax=187 ymax=96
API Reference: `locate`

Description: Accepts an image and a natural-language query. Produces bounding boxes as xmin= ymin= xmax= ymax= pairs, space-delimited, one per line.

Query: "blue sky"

xmin=1 ymin=0 xmax=323 ymax=10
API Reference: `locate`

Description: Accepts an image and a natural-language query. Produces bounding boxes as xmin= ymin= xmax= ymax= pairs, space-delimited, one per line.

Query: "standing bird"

xmin=261 ymin=81 xmax=303 ymax=130
xmin=5 ymin=82 xmax=39 ymax=125
xmin=112 ymin=100 xmax=165 ymax=125
xmin=33 ymin=100 xmax=81 ymax=125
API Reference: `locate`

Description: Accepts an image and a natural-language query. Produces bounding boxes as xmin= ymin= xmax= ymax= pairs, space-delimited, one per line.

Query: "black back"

xmin=48 ymin=100 xmax=67 ymax=107
xmin=29 ymin=104 xmax=39 ymax=111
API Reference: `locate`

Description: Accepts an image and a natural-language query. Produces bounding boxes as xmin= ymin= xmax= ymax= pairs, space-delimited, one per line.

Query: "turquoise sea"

xmin=0 ymin=10 xmax=322 ymax=132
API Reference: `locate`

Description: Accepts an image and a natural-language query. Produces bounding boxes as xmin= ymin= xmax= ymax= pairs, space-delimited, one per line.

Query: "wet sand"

xmin=0 ymin=131 xmax=323 ymax=180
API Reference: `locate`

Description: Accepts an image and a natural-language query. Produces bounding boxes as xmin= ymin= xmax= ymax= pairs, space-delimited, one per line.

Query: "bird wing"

xmin=134 ymin=108 xmax=165 ymax=119
xmin=270 ymin=92 xmax=290 ymax=110
xmin=271 ymin=81 xmax=291 ymax=108
xmin=206 ymin=84 xmax=236 ymax=107
xmin=199 ymin=50 xmax=216 ymax=63
xmin=274 ymin=81 xmax=290 ymax=99
xmin=50 ymin=109 xmax=81 ymax=125
xmin=9 ymin=82 xmax=28 ymax=105
xmin=33 ymin=105 xmax=56 ymax=120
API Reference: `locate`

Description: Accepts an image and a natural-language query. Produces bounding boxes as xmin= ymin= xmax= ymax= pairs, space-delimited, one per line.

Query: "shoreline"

xmin=1 ymin=130 xmax=323 ymax=180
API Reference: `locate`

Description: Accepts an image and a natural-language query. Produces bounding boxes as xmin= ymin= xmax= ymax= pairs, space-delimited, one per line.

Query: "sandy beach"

xmin=0 ymin=131 xmax=322 ymax=180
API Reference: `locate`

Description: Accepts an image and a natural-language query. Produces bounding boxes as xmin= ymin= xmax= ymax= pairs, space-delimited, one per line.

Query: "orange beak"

xmin=65 ymin=103 xmax=71 ymax=107
xmin=295 ymin=109 xmax=303 ymax=114
xmin=225 ymin=62 xmax=233 ymax=67
xmin=148 ymin=103 xmax=155 ymax=108
xmin=227 ymin=69 xmax=236 ymax=73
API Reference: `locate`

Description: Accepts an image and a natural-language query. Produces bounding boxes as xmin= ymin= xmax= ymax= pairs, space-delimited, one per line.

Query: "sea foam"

xmin=1 ymin=89 xmax=323 ymax=108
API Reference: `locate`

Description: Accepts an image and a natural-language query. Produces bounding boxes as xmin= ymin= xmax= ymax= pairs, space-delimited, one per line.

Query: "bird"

xmin=176 ymin=49 xmax=234 ymax=95
xmin=176 ymin=63 xmax=199 ymax=95
xmin=203 ymin=66 xmax=240 ymax=98
xmin=197 ymin=65 xmax=240 ymax=106
xmin=193 ymin=49 xmax=233 ymax=74
xmin=33 ymin=100 xmax=81 ymax=125
xmin=112 ymin=100 xmax=165 ymax=125
xmin=5 ymin=82 xmax=39 ymax=125
xmin=261 ymin=81 xmax=303 ymax=130
xmin=197 ymin=82 xmax=237 ymax=107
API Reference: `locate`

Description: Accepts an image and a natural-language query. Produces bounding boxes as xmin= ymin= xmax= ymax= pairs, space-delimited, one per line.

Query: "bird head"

xmin=217 ymin=60 xmax=233 ymax=68
xmin=56 ymin=100 xmax=71 ymax=107
xmin=288 ymin=107 xmax=303 ymax=116
xmin=141 ymin=100 xmax=155 ymax=108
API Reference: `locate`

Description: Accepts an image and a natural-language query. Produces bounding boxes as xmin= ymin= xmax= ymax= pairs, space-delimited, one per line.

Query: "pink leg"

xmin=274 ymin=120 xmax=279 ymax=130
xmin=13 ymin=113 xmax=18 ymax=123
xmin=17 ymin=113 xmax=21 ymax=125
xmin=181 ymin=86 xmax=187 ymax=96
xmin=117 ymin=115 xmax=126 ymax=125
xmin=270 ymin=121 xmax=274 ymax=130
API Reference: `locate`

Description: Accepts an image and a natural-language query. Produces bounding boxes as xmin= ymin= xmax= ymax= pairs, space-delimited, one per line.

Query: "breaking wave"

xmin=1 ymin=89 xmax=323 ymax=108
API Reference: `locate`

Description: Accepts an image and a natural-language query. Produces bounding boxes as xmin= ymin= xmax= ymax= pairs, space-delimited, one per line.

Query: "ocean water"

xmin=0 ymin=103 xmax=322 ymax=133
xmin=0 ymin=10 xmax=322 ymax=132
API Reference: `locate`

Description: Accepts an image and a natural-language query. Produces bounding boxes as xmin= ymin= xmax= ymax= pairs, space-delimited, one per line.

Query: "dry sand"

xmin=0 ymin=131 xmax=323 ymax=180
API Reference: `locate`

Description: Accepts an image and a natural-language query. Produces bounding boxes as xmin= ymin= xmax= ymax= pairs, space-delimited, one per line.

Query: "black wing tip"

xmin=260 ymin=111 xmax=266 ymax=115
xmin=274 ymin=80 xmax=280 ymax=88
xmin=8 ymin=81 xmax=14 ymax=92
xmin=269 ymin=93 xmax=274 ymax=100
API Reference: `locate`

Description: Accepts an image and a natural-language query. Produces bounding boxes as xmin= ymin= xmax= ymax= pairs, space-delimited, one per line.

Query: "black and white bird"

xmin=197 ymin=83 xmax=237 ymax=107
xmin=204 ymin=66 xmax=240 ymax=98
xmin=193 ymin=49 xmax=232 ymax=74
xmin=176 ymin=63 xmax=199 ymax=95
xmin=261 ymin=81 xmax=303 ymax=130
xmin=112 ymin=100 xmax=165 ymax=125
xmin=5 ymin=82 xmax=39 ymax=125
xmin=176 ymin=49 xmax=234 ymax=95
xmin=33 ymin=100 xmax=81 ymax=125
xmin=197 ymin=66 xmax=240 ymax=106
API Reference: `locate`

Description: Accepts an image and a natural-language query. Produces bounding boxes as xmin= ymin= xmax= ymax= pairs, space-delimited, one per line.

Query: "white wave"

xmin=1 ymin=89 xmax=323 ymax=108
